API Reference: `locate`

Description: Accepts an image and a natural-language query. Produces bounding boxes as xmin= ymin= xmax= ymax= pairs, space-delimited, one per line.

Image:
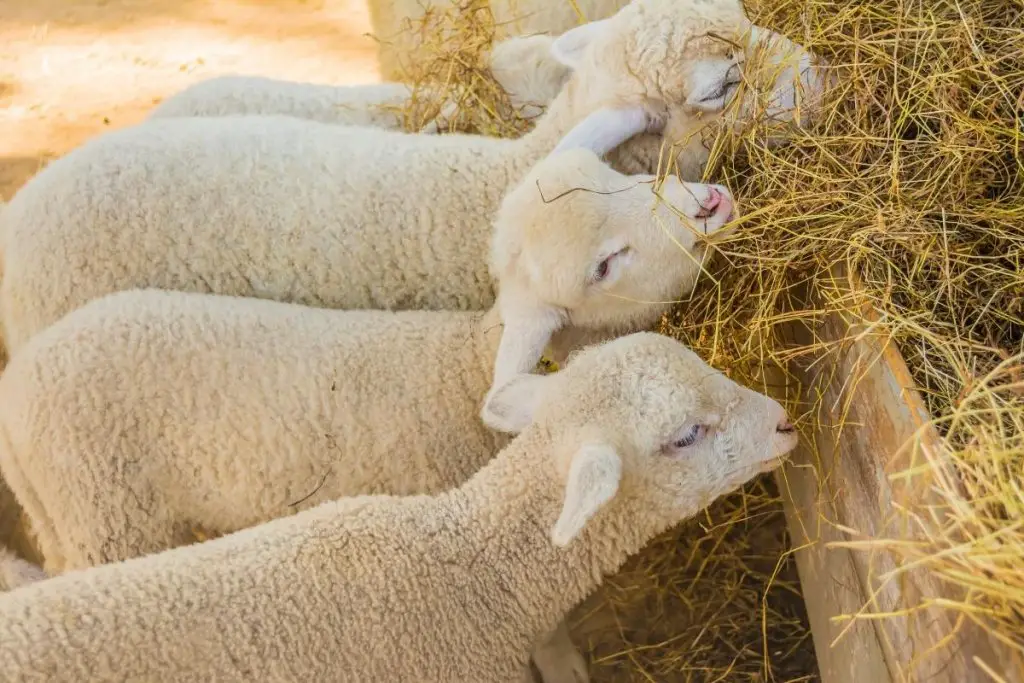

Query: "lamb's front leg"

xmin=529 ymin=619 xmax=589 ymax=683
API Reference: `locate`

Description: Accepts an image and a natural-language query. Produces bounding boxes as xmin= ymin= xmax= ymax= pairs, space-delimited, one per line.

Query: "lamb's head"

xmin=490 ymin=34 xmax=572 ymax=121
xmin=487 ymin=147 xmax=735 ymax=390
xmin=544 ymin=0 xmax=836 ymax=168
xmin=484 ymin=332 xmax=799 ymax=547
xmin=548 ymin=0 xmax=755 ymax=156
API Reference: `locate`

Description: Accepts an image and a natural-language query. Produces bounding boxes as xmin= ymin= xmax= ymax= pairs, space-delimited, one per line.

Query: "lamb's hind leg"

xmin=530 ymin=619 xmax=589 ymax=683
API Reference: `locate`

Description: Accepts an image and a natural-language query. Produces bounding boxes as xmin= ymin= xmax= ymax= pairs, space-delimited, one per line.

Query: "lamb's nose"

xmin=776 ymin=418 xmax=795 ymax=434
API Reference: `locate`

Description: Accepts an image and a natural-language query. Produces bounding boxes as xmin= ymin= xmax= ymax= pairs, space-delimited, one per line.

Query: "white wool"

xmin=0 ymin=332 xmax=799 ymax=683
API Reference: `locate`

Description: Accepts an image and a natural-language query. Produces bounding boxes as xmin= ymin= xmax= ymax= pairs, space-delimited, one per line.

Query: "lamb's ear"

xmin=550 ymin=18 xmax=614 ymax=70
xmin=551 ymin=444 xmax=622 ymax=547
xmin=480 ymin=372 xmax=552 ymax=433
xmin=552 ymin=106 xmax=651 ymax=157
xmin=492 ymin=299 xmax=564 ymax=389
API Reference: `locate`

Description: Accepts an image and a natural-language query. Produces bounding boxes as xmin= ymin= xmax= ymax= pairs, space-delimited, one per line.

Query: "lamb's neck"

xmin=450 ymin=429 xmax=658 ymax=641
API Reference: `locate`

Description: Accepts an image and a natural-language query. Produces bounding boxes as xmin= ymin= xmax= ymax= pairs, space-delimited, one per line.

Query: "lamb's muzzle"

xmin=655 ymin=179 xmax=736 ymax=237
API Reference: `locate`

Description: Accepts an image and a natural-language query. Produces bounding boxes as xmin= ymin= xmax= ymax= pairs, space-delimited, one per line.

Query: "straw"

xmin=662 ymin=0 xmax=1024 ymax=667
xmin=571 ymin=475 xmax=816 ymax=682
xmin=380 ymin=0 xmax=542 ymax=137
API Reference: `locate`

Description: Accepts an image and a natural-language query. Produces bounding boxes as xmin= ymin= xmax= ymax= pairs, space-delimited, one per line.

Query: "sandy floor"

xmin=0 ymin=0 xmax=382 ymax=200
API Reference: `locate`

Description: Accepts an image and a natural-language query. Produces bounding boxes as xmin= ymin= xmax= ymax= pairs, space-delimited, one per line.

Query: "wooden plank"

xmin=770 ymin=270 xmax=1024 ymax=683
xmin=776 ymin=436 xmax=893 ymax=683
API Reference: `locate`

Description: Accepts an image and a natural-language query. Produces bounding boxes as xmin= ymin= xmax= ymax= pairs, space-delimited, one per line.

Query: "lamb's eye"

xmin=592 ymin=247 xmax=629 ymax=284
xmin=673 ymin=424 xmax=707 ymax=449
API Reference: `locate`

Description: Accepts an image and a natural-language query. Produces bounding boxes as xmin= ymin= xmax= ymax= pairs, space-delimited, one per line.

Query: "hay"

xmin=379 ymin=0 xmax=542 ymax=137
xmin=571 ymin=475 xmax=816 ymax=682
xmin=660 ymin=0 xmax=1024 ymax=669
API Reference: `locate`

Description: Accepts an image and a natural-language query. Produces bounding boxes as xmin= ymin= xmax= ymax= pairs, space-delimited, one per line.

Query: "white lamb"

xmin=0 ymin=148 xmax=733 ymax=683
xmin=0 ymin=331 xmax=800 ymax=683
xmin=369 ymin=0 xmax=831 ymax=124
xmin=0 ymin=147 xmax=735 ymax=575
xmin=148 ymin=34 xmax=570 ymax=133
xmin=368 ymin=0 xmax=630 ymax=81
xmin=152 ymin=78 xmax=414 ymax=128
xmin=149 ymin=23 xmax=829 ymax=154
xmin=0 ymin=0 xmax=782 ymax=356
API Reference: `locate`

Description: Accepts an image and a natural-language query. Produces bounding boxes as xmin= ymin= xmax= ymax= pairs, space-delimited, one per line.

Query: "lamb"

xmin=151 ymin=78 xmax=416 ymax=129
xmin=0 ymin=331 xmax=800 ymax=683
xmin=368 ymin=0 xmax=631 ymax=81
xmin=148 ymin=34 xmax=570 ymax=133
xmin=369 ymin=0 xmax=832 ymax=124
xmin=0 ymin=146 xmax=735 ymax=576
xmin=149 ymin=23 xmax=828 ymax=155
xmin=0 ymin=0 xmax=782 ymax=356
xmin=0 ymin=148 xmax=733 ymax=683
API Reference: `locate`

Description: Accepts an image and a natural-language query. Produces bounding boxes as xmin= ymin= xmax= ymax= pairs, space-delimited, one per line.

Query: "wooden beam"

xmin=772 ymin=271 xmax=1023 ymax=683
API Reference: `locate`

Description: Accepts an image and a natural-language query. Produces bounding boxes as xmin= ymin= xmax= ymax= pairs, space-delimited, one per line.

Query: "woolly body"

xmin=0 ymin=0 xmax=758 ymax=355
xmin=151 ymin=78 xmax=415 ymax=127
xmin=0 ymin=290 xmax=504 ymax=572
xmin=0 ymin=147 xmax=735 ymax=574
xmin=149 ymin=35 xmax=570 ymax=133
xmin=0 ymin=114 xmax=506 ymax=354
xmin=0 ymin=332 xmax=799 ymax=683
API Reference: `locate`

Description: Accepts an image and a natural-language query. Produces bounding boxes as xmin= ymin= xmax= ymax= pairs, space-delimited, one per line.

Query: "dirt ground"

xmin=0 ymin=0 xmax=382 ymax=200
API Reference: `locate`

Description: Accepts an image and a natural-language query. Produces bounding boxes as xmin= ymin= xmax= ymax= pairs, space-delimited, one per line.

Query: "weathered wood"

xmin=773 ymin=270 xmax=1023 ymax=683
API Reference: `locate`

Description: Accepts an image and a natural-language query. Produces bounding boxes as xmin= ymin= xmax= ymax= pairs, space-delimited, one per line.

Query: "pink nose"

xmin=704 ymin=188 xmax=722 ymax=212
xmin=696 ymin=187 xmax=732 ymax=221
xmin=776 ymin=418 xmax=795 ymax=434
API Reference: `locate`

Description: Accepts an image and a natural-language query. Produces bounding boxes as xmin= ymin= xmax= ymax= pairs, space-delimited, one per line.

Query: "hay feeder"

xmin=775 ymin=266 xmax=1024 ymax=683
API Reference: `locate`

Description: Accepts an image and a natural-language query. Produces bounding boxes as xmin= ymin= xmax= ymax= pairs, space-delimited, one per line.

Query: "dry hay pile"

xmin=667 ymin=0 xmax=1023 ymax=674
xmin=380 ymin=0 xmax=542 ymax=137
xmin=570 ymin=475 xmax=815 ymax=682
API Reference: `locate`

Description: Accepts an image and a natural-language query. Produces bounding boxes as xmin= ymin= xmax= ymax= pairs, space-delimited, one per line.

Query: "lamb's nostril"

xmin=695 ymin=189 xmax=721 ymax=219
xmin=777 ymin=419 xmax=795 ymax=434
xmin=705 ymin=188 xmax=722 ymax=209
